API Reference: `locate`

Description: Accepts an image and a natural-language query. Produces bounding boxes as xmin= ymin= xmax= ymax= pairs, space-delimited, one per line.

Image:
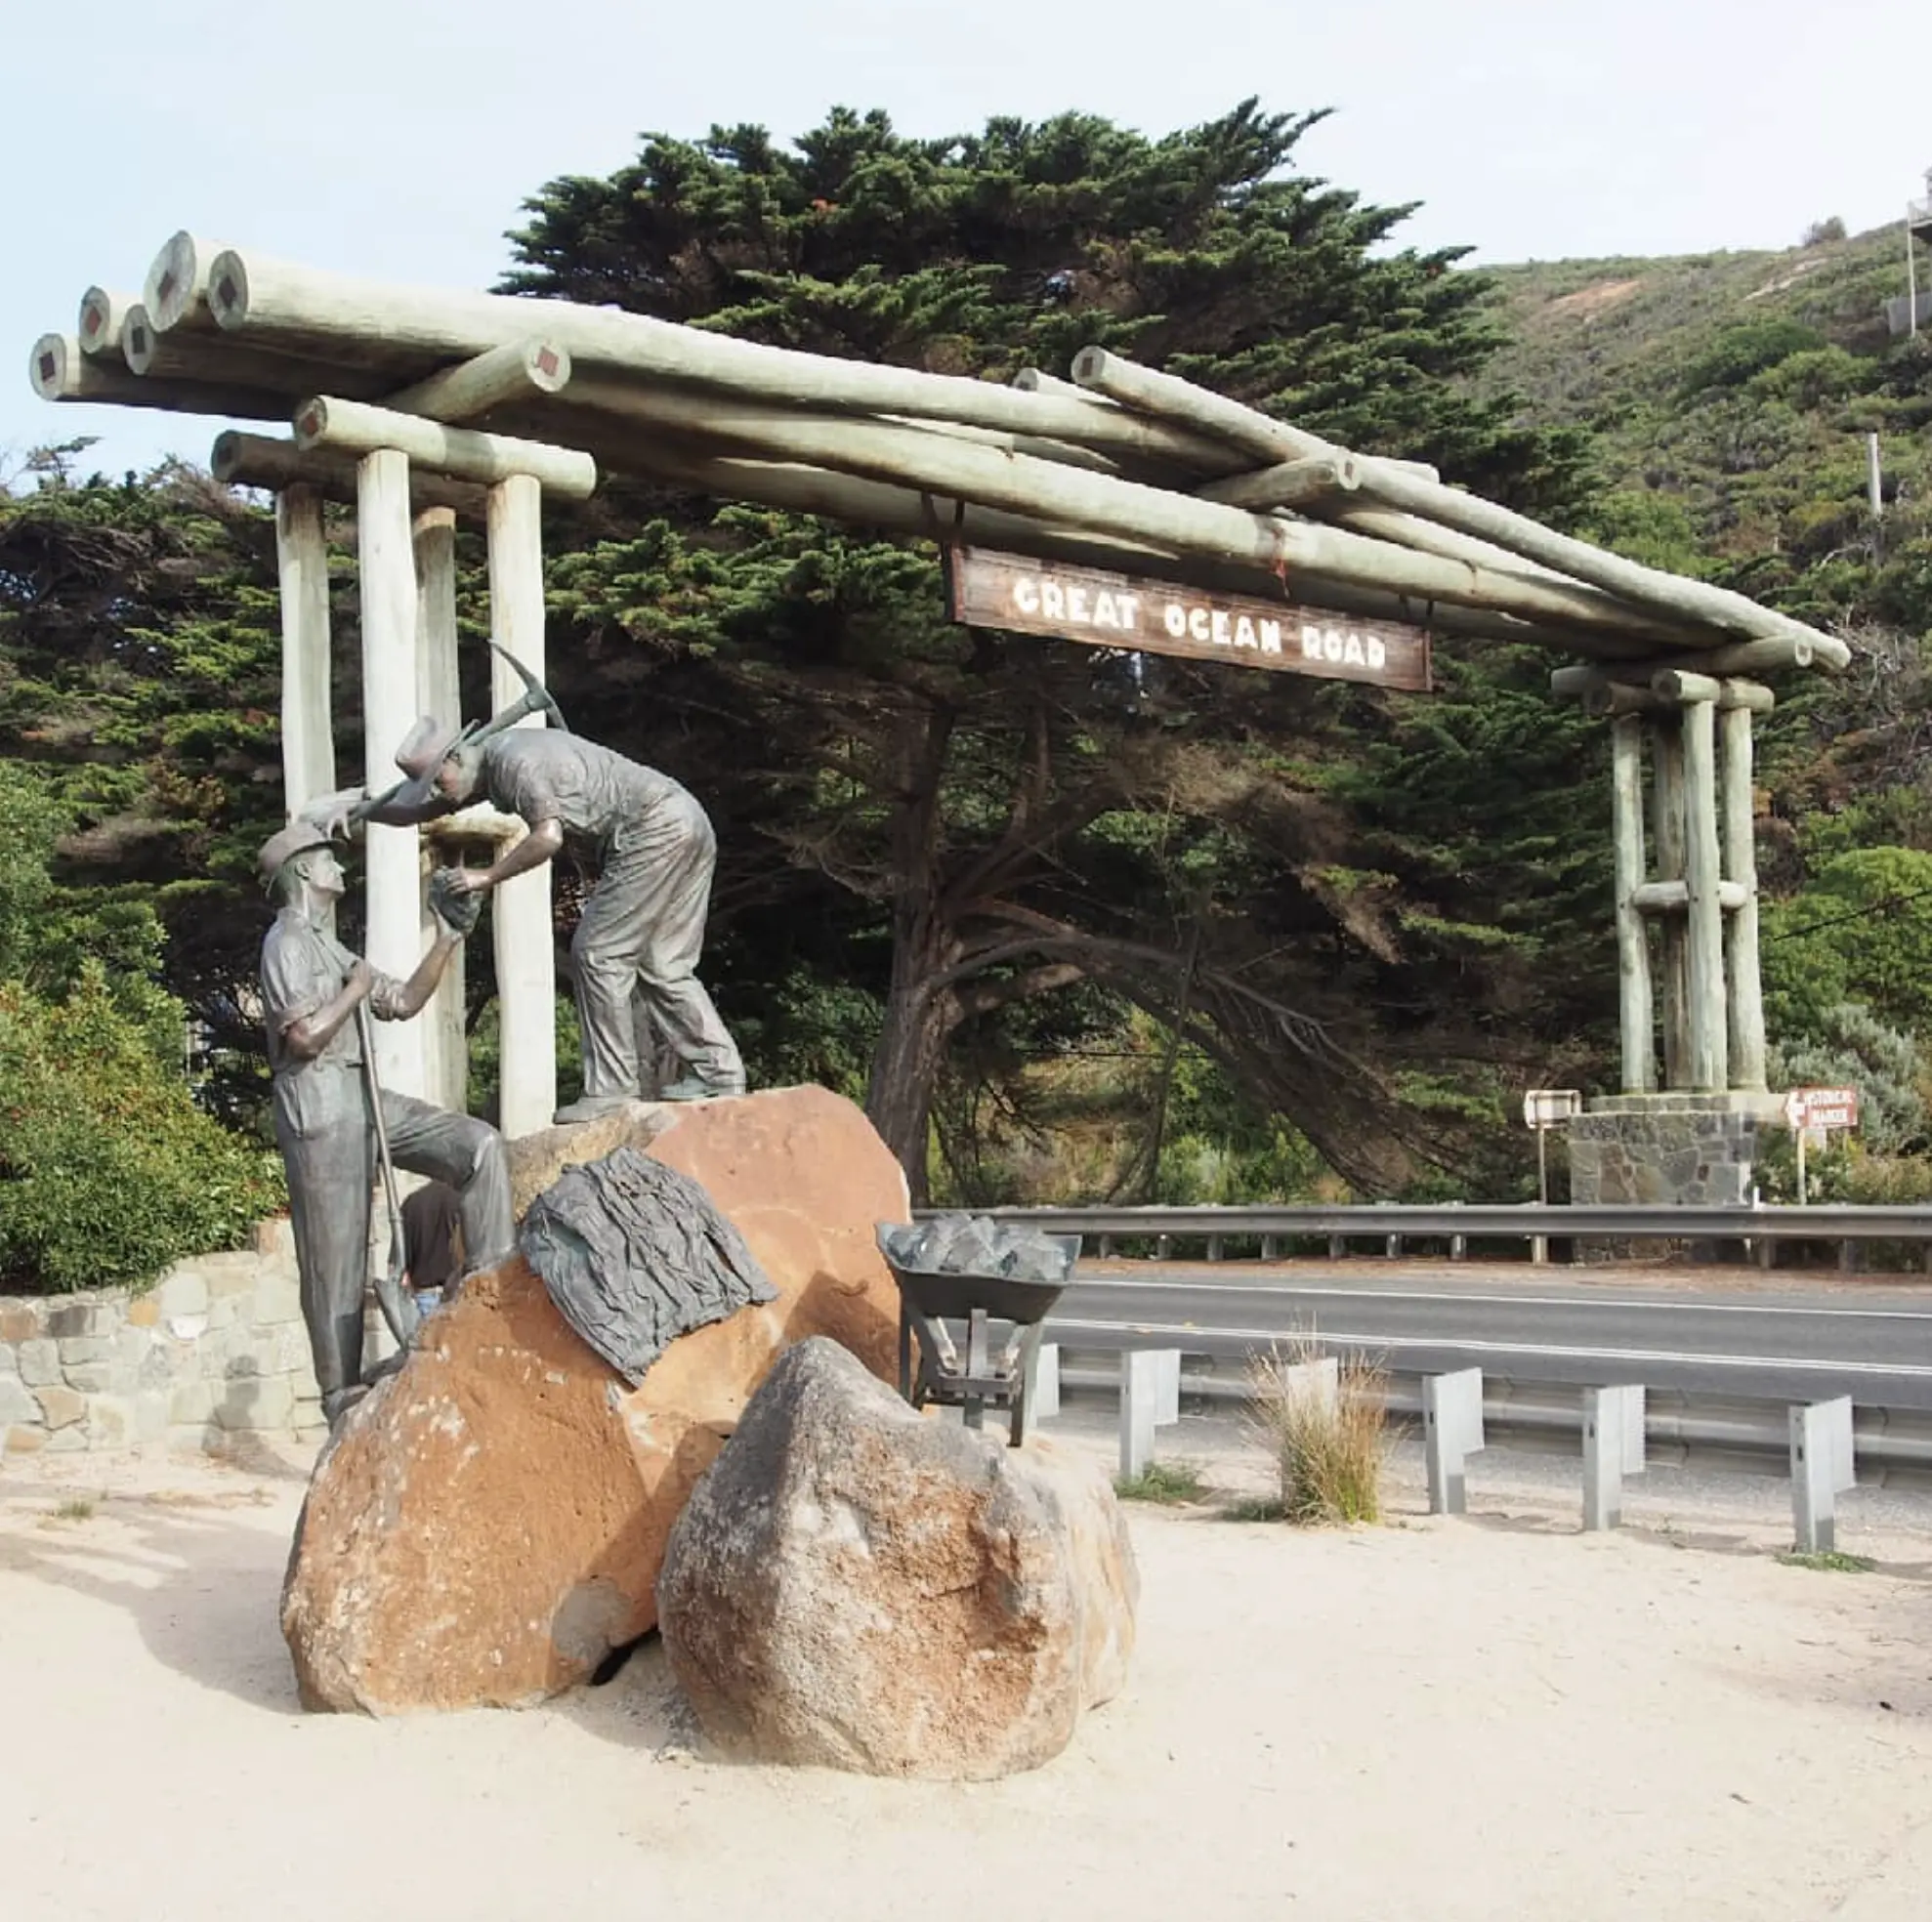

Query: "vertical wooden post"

xmin=413 ymin=507 xmax=467 ymax=1113
xmin=486 ymin=474 xmax=557 ymax=1138
xmin=275 ymin=485 xmax=334 ymax=815
xmin=1720 ymin=699 xmax=1768 ymax=1092
xmin=1610 ymin=716 xmax=1655 ymax=1093
xmin=356 ymin=448 xmax=425 ymax=1101
xmin=1651 ymin=717 xmax=1691 ymax=1090
xmin=1680 ymin=690 xmax=1727 ymax=1092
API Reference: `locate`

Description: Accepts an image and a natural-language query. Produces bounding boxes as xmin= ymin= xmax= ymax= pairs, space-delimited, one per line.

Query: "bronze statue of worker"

xmin=312 ymin=720 xmax=744 ymax=1124
xmin=257 ymin=821 xmax=515 ymax=1427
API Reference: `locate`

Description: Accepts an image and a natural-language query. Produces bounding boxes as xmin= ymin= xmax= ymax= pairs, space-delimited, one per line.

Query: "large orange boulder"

xmin=279 ymin=1086 xmax=905 ymax=1715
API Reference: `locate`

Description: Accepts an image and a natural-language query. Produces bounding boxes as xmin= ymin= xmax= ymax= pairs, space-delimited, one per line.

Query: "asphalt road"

xmin=1046 ymin=1264 xmax=1932 ymax=1408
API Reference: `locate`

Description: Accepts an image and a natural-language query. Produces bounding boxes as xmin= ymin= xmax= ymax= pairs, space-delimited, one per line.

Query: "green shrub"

xmin=0 ymin=965 xmax=282 ymax=1293
xmin=1680 ymin=319 xmax=1827 ymax=397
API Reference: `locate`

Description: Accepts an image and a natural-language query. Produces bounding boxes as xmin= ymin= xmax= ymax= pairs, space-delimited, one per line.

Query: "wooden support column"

xmin=274 ymin=485 xmax=335 ymax=816
xmin=1679 ymin=689 xmax=1728 ymax=1092
xmin=1651 ymin=718 xmax=1691 ymax=1090
xmin=357 ymin=448 xmax=425 ymax=1102
xmin=1720 ymin=696 xmax=1769 ymax=1091
xmin=1610 ymin=716 xmax=1656 ymax=1093
xmin=486 ymin=473 xmax=557 ymax=1138
xmin=413 ymin=507 xmax=467 ymax=1113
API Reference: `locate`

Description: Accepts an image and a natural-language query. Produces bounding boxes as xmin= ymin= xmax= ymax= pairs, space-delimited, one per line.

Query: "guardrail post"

xmin=1328 ymin=1234 xmax=1345 ymax=1260
xmin=1386 ymin=1233 xmax=1403 ymax=1260
xmin=1206 ymin=1234 xmax=1224 ymax=1262
xmin=1582 ymin=1384 xmax=1645 ymax=1530
xmin=1790 ymin=1397 xmax=1855 ymax=1553
xmin=1155 ymin=1234 xmax=1173 ymax=1260
xmin=1261 ymin=1234 xmax=1279 ymax=1261
xmin=1027 ymin=1341 xmax=1060 ymax=1422
xmin=1120 ymin=1349 xmax=1161 ymax=1480
xmin=1098 ymin=1234 xmax=1113 ymax=1259
xmin=1424 ymin=1368 xmax=1486 ymax=1516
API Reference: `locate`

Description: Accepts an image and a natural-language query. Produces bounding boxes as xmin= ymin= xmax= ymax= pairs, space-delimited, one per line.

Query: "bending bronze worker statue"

xmin=308 ymin=703 xmax=745 ymax=1124
xmin=258 ymin=822 xmax=515 ymax=1427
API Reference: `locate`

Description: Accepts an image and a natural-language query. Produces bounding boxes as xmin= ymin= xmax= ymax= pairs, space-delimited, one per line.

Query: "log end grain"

xmin=144 ymin=230 xmax=223 ymax=332
xmin=77 ymin=287 xmax=137 ymax=359
xmin=27 ymin=333 xmax=73 ymax=400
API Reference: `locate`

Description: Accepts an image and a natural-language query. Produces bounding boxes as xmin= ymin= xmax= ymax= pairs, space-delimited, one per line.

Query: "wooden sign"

xmin=1784 ymin=1086 xmax=1861 ymax=1132
xmin=946 ymin=547 xmax=1432 ymax=691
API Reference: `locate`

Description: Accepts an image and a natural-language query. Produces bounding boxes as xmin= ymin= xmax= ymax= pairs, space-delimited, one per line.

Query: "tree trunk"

xmin=864 ymin=703 xmax=960 ymax=1202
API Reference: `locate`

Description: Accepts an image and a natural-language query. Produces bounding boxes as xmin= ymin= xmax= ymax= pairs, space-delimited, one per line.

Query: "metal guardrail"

xmin=1048 ymin=1346 xmax=1932 ymax=1483
xmin=918 ymin=1200 xmax=1932 ymax=1252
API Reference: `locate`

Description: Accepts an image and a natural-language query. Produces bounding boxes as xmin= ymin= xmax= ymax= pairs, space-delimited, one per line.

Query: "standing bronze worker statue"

xmin=310 ymin=704 xmax=744 ymax=1124
xmin=258 ymin=822 xmax=515 ymax=1426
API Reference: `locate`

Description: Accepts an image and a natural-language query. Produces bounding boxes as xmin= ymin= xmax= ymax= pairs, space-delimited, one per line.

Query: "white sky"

xmin=6 ymin=0 xmax=1926 ymax=478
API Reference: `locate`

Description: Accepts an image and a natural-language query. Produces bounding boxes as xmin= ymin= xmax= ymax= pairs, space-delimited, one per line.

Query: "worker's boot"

xmin=552 ymin=1091 xmax=642 ymax=1125
xmin=658 ymin=1069 xmax=747 ymax=1102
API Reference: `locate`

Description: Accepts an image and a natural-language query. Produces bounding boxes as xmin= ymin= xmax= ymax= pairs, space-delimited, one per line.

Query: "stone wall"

xmin=1568 ymin=1096 xmax=1767 ymax=1208
xmin=0 ymin=1219 xmax=324 ymax=1457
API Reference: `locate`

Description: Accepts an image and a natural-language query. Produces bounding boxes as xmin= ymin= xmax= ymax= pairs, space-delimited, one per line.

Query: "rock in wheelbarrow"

xmin=657 ymin=1337 xmax=1138 ymax=1778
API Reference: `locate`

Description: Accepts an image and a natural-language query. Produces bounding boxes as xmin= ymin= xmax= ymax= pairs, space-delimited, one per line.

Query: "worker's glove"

xmin=428 ymin=865 xmax=484 ymax=938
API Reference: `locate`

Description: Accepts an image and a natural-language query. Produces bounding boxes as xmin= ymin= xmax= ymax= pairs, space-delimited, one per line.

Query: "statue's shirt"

xmin=481 ymin=732 xmax=689 ymax=857
xmin=259 ymin=907 xmax=406 ymax=1136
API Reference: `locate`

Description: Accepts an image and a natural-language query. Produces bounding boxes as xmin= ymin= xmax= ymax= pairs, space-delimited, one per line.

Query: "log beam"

xmin=1555 ymin=665 xmax=1776 ymax=715
xmin=203 ymin=247 xmax=1243 ymax=474
xmin=1073 ymin=346 xmax=1848 ymax=671
xmin=1197 ymin=455 xmax=1363 ymax=510
xmin=531 ymin=377 xmax=1698 ymax=646
xmin=1630 ymin=879 xmax=1749 ymax=912
xmin=294 ymin=396 xmax=597 ymax=498
xmin=210 ymin=431 xmax=488 ymax=516
xmin=29 ymin=332 xmax=293 ymax=420
xmin=560 ymin=435 xmax=1659 ymax=656
xmin=122 ymin=305 xmax=389 ymax=398
xmin=384 ymin=339 xmax=572 ymax=423
xmin=1611 ymin=716 xmax=1656 ymax=1094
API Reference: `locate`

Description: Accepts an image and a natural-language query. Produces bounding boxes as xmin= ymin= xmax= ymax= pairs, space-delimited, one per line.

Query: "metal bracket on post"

xmin=1150 ymin=1348 xmax=1181 ymax=1428
xmin=1424 ymin=1368 xmax=1486 ymax=1516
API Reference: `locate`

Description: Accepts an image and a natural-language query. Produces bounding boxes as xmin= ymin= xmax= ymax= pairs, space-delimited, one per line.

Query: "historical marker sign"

xmin=946 ymin=547 xmax=1433 ymax=691
xmin=1784 ymin=1086 xmax=1861 ymax=1132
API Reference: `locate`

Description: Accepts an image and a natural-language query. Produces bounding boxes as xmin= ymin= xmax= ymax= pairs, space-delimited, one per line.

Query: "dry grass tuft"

xmin=1246 ymin=1339 xmax=1393 ymax=1525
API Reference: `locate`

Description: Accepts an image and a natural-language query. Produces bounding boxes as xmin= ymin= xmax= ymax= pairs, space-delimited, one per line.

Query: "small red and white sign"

xmin=1784 ymin=1086 xmax=1861 ymax=1132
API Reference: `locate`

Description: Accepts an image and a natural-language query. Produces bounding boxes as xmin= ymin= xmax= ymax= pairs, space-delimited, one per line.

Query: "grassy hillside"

xmin=1472 ymin=224 xmax=1932 ymax=1203
xmin=1475 ymin=225 xmax=1932 ymax=601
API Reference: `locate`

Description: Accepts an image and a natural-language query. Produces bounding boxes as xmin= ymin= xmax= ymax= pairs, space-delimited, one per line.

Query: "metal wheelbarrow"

xmin=874 ymin=1225 xmax=1080 ymax=1446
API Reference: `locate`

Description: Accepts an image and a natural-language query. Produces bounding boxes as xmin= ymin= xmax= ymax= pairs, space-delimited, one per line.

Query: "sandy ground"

xmin=6 ymin=1421 xmax=1932 ymax=1922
